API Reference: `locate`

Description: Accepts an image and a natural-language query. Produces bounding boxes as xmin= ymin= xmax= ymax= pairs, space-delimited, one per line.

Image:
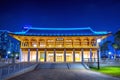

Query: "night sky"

xmin=0 ymin=0 xmax=120 ymax=33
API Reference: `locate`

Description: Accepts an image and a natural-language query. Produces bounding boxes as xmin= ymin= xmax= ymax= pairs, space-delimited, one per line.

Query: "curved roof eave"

xmin=13 ymin=27 xmax=110 ymax=35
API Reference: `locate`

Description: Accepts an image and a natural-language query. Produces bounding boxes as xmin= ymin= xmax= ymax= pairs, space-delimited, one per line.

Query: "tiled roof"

xmin=13 ymin=27 xmax=110 ymax=36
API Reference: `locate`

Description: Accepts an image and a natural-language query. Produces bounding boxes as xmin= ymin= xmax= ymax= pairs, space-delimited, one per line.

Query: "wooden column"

xmin=81 ymin=49 xmax=84 ymax=63
xmin=90 ymin=49 xmax=92 ymax=62
xmin=44 ymin=49 xmax=47 ymax=62
xmin=28 ymin=49 xmax=30 ymax=62
xmin=54 ymin=49 xmax=56 ymax=62
xmin=36 ymin=49 xmax=38 ymax=62
xmin=64 ymin=49 xmax=66 ymax=62
xmin=73 ymin=49 xmax=75 ymax=62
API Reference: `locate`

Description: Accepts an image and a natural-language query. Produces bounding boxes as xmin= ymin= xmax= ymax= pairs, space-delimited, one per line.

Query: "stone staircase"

xmin=35 ymin=62 xmax=89 ymax=70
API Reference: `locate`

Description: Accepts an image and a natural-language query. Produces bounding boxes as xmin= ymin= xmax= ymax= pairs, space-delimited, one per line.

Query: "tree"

xmin=112 ymin=43 xmax=119 ymax=59
xmin=114 ymin=30 xmax=120 ymax=49
xmin=100 ymin=41 xmax=111 ymax=58
xmin=112 ymin=30 xmax=120 ymax=58
xmin=0 ymin=48 xmax=7 ymax=58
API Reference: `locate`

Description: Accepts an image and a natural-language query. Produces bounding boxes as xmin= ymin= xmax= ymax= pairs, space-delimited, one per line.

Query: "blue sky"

xmin=0 ymin=0 xmax=120 ymax=33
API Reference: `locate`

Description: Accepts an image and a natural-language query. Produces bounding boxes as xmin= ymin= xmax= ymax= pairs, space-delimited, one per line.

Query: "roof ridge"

xmin=29 ymin=27 xmax=91 ymax=30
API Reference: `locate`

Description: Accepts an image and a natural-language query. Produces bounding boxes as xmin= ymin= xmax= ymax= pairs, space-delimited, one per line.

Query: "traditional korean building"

xmin=9 ymin=27 xmax=111 ymax=62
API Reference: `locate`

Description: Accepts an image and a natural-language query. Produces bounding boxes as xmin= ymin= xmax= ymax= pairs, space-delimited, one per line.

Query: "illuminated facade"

xmin=9 ymin=27 xmax=110 ymax=62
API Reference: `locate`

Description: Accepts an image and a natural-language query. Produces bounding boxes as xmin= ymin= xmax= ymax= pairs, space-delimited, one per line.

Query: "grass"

xmin=90 ymin=66 xmax=120 ymax=77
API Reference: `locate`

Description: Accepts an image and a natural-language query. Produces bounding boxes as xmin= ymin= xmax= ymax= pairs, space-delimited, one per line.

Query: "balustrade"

xmin=21 ymin=37 xmax=98 ymax=48
xmin=0 ymin=62 xmax=36 ymax=80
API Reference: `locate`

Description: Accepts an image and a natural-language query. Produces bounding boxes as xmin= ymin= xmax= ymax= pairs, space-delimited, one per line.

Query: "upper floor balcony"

xmin=21 ymin=41 xmax=99 ymax=49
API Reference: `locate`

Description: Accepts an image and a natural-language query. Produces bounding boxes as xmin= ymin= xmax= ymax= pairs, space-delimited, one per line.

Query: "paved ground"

xmin=8 ymin=63 xmax=120 ymax=80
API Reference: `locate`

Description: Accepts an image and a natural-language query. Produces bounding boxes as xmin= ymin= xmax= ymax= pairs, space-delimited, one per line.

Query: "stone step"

xmin=69 ymin=63 xmax=85 ymax=69
xmin=35 ymin=63 xmax=88 ymax=70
